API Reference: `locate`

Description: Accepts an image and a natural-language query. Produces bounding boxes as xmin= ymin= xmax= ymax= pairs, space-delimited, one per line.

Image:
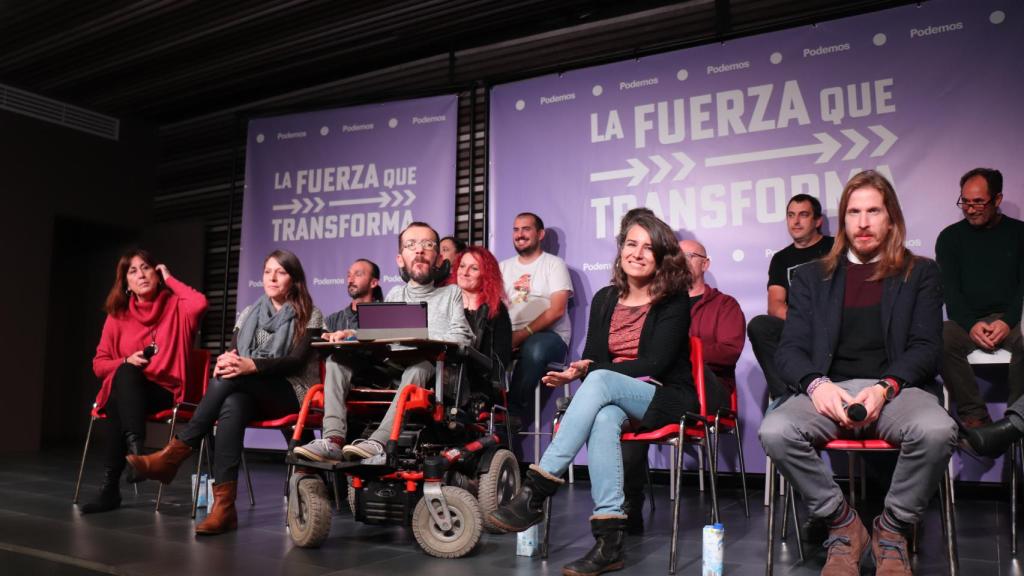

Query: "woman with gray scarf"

xmin=128 ymin=249 xmax=323 ymax=535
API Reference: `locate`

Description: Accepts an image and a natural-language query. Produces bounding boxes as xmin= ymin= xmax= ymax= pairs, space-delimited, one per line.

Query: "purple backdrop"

xmin=489 ymin=0 xmax=1023 ymax=479
xmin=239 ymin=95 xmax=458 ymax=448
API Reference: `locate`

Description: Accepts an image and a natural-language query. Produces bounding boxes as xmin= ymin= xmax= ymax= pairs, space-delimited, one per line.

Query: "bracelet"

xmin=524 ymin=325 xmax=534 ymax=336
xmin=806 ymin=376 xmax=831 ymax=397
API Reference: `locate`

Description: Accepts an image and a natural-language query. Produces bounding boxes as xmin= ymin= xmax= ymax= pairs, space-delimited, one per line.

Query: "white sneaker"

xmin=293 ymin=438 xmax=344 ymax=462
xmin=341 ymin=439 xmax=384 ymax=462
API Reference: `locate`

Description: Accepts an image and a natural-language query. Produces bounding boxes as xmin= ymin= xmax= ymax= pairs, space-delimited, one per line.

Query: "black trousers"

xmin=747 ymin=314 xmax=791 ymax=401
xmin=622 ymin=367 xmax=728 ymax=501
xmin=177 ymin=375 xmax=300 ymax=483
xmin=103 ymin=364 xmax=173 ymax=469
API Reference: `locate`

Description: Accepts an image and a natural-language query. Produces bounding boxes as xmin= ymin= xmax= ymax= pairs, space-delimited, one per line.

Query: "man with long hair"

xmin=936 ymin=167 xmax=1024 ymax=429
xmin=759 ymin=171 xmax=957 ymax=576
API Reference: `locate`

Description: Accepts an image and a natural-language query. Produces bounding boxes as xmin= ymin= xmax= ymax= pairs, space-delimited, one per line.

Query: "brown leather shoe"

xmin=872 ymin=516 xmax=912 ymax=575
xmin=821 ymin=510 xmax=869 ymax=576
xmin=195 ymin=481 xmax=238 ymax=536
xmin=125 ymin=438 xmax=192 ymax=484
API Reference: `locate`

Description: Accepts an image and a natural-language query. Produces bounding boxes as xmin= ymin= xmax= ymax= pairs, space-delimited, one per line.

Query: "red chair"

xmin=73 ymin=349 xmax=211 ymax=511
xmin=765 ymin=438 xmax=959 ymax=575
xmin=544 ymin=336 xmax=731 ymax=575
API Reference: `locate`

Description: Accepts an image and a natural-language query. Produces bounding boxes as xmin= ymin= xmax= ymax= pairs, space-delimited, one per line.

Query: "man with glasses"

xmin=748 ymin=194 xmax=835 ymax=401
xmin=296 ymin=222 xmax=473 ymax=463
xmin=936 ymin=167 xmax=1024 ymax=428
xmin=620 ymin=238 xmax=744 ymax=533
xmin=500 ymin=212 xmax=573 ymax=424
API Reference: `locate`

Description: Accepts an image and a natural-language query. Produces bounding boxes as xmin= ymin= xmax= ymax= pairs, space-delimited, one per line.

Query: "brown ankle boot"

xmin=195 ymin=481 xmax=238 ymax=536
xmin=871 ymin=516 xmax=912 ymax=575
xmin=822 ymin=510 xmax=869 ymax=576
xmin=125 ymin=438 xmax=192 ymax=484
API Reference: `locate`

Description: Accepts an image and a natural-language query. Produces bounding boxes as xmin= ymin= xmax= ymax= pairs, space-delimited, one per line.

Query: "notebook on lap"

xmin=356 ymin=302 xmax=429 ymax=341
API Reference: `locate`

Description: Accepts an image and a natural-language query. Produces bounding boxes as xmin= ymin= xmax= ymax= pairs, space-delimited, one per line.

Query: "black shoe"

xmin=487 ymin=465 xmax=563 ymax=532
xmin=562 ymin=517 xmax=626 ymax=576
xmin=621 ymin=495 xmax=644 ymax=535
xmin=80 ymin=467 xmax=122 ymax=514
xmin=124 ymin=432 xmax=145 ymax=484
xmin=964 ymin=418 xmax=1020 ymax=458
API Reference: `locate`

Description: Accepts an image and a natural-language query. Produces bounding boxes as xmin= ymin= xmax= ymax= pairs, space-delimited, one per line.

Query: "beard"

xmin=404 ymin=256 xmax=434 ymax=285
xmin=514 ymin=237 xmax=539 ymax=256
xmin=348 ymin=283 xmax=369 ymax=299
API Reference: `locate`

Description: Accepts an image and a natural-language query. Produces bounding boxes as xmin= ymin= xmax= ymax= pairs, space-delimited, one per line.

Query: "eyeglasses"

xmin=401 ymin=239 xmax=438 ymax=251
xmin=685 ymin=251 xmax=708 ymax=261
xmin=956 ymin=197 xmax=993 ymax=209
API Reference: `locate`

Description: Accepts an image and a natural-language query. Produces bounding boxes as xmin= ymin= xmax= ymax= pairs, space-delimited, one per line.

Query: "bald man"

xmin=620 ymin=238 xmax=744 ymax=533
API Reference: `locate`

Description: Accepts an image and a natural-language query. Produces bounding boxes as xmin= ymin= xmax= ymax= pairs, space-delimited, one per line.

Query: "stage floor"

xmin=0 ymin=450 xmax=1017 ymax=575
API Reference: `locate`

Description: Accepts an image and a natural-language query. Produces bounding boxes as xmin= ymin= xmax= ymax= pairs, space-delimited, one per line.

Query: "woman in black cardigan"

xmin=489 ymin=210 xmax=694 ymax=576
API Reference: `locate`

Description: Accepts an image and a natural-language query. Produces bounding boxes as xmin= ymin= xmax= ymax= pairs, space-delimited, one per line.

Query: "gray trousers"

xmin=322 ymin=357 xmax=434 ymax=442
xmin=759 ymin=379 xmax=957 ymax=525
xmin=942 ymin=315 xmax=1024 ymax=421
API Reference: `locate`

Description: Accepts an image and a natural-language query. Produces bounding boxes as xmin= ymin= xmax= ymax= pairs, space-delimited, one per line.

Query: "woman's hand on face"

xmin=214 ymin=349 xmax=256 ymax=379
xmin=125 ymin=350 xmax=149 ymax=367
xmin=325 ymin=329 xmax=356 ymax=343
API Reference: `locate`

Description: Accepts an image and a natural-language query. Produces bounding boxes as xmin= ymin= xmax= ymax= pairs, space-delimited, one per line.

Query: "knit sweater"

xmin=92 ymin=276 xmax=208 ymax=412
xmin=936 ymin=215 xmax=1024 ymax=331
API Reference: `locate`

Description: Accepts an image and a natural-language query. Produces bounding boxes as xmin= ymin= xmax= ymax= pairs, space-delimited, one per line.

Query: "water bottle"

xmin=702 ymin=523 xmax=724 ymax=576
xmin=516 ymin=524 xmax=540 ymax=557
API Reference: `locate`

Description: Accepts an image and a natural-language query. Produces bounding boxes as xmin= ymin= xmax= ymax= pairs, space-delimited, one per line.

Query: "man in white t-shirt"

xmin=499 ymin=212 xmax=573 ymax=421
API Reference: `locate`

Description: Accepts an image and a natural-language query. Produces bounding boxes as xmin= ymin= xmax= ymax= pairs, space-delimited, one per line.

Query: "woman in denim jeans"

xmin=488 ymin=209 xmax=696 ymax=576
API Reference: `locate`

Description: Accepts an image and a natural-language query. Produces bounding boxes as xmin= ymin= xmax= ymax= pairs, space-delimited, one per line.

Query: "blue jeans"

xmin=538 ymin=369 xmax=656 ymax=516
xmin=509 ymin=330 xmax=568 ymax=418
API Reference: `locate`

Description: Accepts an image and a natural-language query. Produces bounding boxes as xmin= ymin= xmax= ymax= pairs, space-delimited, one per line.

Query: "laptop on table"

xmin=356 ymin=302 xmax=428 ymax=341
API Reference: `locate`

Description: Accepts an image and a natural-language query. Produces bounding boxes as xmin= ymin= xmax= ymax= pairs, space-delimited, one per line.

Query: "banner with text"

xmin=239 ymin=95 xmax=457 ymax=447
xmin=490 ymin=0 xmax=1023 ymax=477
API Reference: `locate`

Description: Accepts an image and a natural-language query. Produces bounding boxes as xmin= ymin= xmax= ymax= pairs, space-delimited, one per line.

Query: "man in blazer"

xmin=759 ymin=171 xmax=957 ymax=576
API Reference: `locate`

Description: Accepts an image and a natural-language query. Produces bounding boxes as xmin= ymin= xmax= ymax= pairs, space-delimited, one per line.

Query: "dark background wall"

xmin=0 ymin=109 xmax=158 ymax=452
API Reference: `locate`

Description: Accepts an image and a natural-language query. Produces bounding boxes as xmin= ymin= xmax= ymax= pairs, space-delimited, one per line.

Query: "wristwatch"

xmin=875 ymin=379 xmax=899 ymax=402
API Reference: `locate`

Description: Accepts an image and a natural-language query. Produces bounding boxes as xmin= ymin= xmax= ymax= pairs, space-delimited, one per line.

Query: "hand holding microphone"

xmin=845 ymin=402 xmax=867 ymax=422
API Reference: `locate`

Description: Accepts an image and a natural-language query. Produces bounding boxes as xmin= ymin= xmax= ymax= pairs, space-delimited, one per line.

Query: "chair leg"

xmin=563 ymin=383 xmax=574 ymax=485
xmin=73 ymin=416 xmax=97 ymax=504
xmin=533 ymin=385 xmax=542 ymax=465
xmin=940 ymin=468 xmax=959 ymax=576
xmin=156 ymin=409 xmax=181 ymax=512
xmin=765 ymin=458 xmax=776 ymax=576
xmin=788 ymin=485 xmax=805 ymax=564
xmin=705 ymin=435 xmax=720 ymax=524
xmin=781 ymin=486 xmax=791 ymax=538
xmin=645 ymin=461 xmax=656 ymax=512
xmin=669 ymin=445 xmax=677 ymax=501
xmin=732 ymin=421 xmax=750 ymax=518
xmin=764 ymin=454 xmax=772 ymax=507
xmin=669 ymin=425 xmax=686 ymax=574
xmin=541 ymin=494 xmax=552 ymax=559
xmin=847 ymin=453 xmax=857 ymax=507
xmin=1012 ymin=439 xmax=1019 ymax=557
xmin=191 ymin=436 xmax=206 ymax=519
xmin=697 ymin=445 xmax=705 ymax=493
xmin=241 ymin=451 xmax=255 ymax=506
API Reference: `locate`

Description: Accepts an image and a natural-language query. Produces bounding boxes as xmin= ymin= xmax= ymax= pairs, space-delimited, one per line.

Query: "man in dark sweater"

xmin=748 ymin=194 xmax=834 ymax=400
xmin=936 ymin=167 xmax=1024 ymax=428
xmin=759 ymin=171 xmax=956 ymax=576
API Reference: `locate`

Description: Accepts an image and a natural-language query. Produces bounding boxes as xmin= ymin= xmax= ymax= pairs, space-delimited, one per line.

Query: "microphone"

xmin=845 ymin=403 xmax=867 ymax=422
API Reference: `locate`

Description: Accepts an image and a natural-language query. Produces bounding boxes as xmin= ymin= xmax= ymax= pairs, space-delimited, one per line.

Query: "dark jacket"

xmin=582 ymin=285 xmax=695 ymax=430
xmin=776 ymin=255 xmax=943 ymax=396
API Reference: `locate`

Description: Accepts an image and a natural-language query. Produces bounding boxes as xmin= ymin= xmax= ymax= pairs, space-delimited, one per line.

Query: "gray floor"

xmin=0 ymin=450 xmax=1020 ymax=575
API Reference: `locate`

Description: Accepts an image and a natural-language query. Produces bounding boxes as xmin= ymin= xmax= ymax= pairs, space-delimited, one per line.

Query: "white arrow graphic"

xmin=841 ymin=129 xmax=869 ymax=161
xmin=649 ymin=155 xmax=672 ymax=184
xmin=705 ymin=132 xmax=842 ymax=167
xmin=403 ymin=190 xmax=416 ymax=206
xmin=590 ymin=158 xmax=650 ymax=187
xmin=272 ymin=198 xmax=303 ymax=215
xmin=868 ymin=125 xmax=897 ymax=157
xmin=389 ymin=191 xmax=403 ymax=207
xmin=672 ymin=152 xmax=695 ymax=181
xmin=328 ymin=190 xmax=392 ymax=208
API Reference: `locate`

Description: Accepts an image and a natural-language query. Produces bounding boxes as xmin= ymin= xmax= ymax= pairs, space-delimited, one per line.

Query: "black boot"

xmin=487 ymin=464 xmax=563 ymax=532
xmin=124 ymin=432 xmax=145 ymax=484
xmin=80 ymin=466 xmax=122 ymax=514
xmin=964 ymin=417 xmax=1021 ymax=458
xmin=621 ymin=494 xmax=644 ymax=535
xmin=562 ymin=517 xmax=626 ymax=576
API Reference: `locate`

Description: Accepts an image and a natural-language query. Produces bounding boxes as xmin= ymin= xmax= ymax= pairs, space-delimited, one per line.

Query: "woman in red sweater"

xmin=84 ymin=249 xmax=207 ymax=514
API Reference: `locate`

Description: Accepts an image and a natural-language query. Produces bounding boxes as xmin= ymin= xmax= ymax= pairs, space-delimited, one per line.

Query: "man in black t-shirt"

xmin=748 ymin=194 xmax=834 ymax=399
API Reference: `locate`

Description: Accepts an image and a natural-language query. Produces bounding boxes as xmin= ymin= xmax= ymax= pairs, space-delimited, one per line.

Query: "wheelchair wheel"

xmin=477 ymin=449 xmax=520 ymax=533
xmin=411 ymin=486 xmax=482 ymax=558
xmin=287 ymin=475 xmax=332 ymax=548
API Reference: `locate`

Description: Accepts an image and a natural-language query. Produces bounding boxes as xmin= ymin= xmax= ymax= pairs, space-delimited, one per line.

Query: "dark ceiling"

xmin=0 ymin=0 xmax=919 ymax=130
